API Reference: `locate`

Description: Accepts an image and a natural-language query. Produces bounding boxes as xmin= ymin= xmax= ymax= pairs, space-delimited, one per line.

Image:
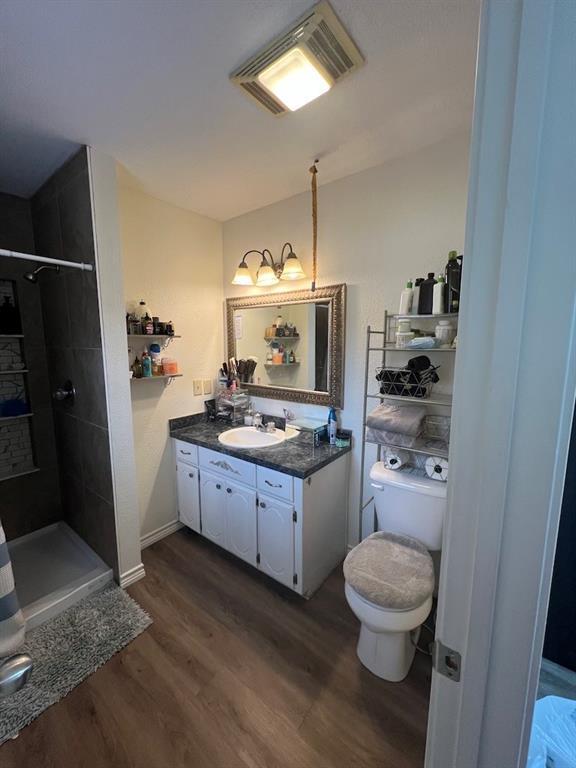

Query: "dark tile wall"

xmin=31 ymin=148 xmax=119 ymax=575
xmin=0 ymin=195 xmax=62 ymax=539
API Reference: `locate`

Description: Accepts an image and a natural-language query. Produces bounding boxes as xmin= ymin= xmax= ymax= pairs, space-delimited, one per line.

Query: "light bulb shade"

xmin=257 ymin=46 xmax=333 ymax=112
xmin=280 ymin=253 xmax=306 ymax=280
xmin=231 ymin=262 xmax=254 ymax=286
xmin=255 ymin=262 xmax=279 ymax=287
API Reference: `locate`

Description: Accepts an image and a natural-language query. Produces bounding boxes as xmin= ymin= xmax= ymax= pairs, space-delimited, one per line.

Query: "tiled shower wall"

xmin=31 ymin=148 xmax=119 ymax=575
xmin=0 ymin=194 xmax=62 ymax=538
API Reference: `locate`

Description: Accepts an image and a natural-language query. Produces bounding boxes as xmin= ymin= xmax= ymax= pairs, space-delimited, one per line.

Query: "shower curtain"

xmin=0 ymin=522 xmax=25 ymax=657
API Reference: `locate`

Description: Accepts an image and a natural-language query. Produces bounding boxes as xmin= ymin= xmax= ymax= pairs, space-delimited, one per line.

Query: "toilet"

xmin=344 ymin=463 xmax=447 ymax=681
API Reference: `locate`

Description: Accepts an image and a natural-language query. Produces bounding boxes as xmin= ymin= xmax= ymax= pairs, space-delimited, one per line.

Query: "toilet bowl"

xmin=344 ymin=464 xmax=446 ymax=681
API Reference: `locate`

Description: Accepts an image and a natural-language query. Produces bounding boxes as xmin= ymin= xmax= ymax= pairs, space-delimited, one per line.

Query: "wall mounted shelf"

xmin=264 ymin=363 xmax=300 ymax=368
xmin=127 ymin=334 xmax=181 ymax=340
xmin=0 ymin=334 xmax=24 ymax=339
xmin=130 ymin=374 xmax=182 ymax=383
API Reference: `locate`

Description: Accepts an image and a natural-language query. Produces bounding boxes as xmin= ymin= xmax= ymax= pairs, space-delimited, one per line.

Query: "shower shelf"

xmin=0 ymin=334 xmax=24 ymax=339
xmin=0 ymin=412 xmax=33 ymax=421
xmin=0 ymin=369 xmax=28 ymax=375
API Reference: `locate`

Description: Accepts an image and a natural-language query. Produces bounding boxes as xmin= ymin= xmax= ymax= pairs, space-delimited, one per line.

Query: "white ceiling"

xmin=0 ymin=0 xmax=479 ymax=221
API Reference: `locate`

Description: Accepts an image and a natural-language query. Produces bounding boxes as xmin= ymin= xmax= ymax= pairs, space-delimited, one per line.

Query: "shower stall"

xmin=0 ymin=148 xmax=119 ymax=633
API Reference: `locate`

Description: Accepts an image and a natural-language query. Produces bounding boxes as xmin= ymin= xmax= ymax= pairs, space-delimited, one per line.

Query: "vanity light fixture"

xmin=230 ymin=1 xmax=364 ymax=116
xmin=231 ymin=244 xmax=306 ymax=287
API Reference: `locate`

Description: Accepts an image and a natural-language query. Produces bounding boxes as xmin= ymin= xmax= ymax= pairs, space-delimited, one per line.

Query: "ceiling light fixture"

xmin=230 ymin=0 xmax=364 ymax=116
xmin=231 ymin=245 xmax=306 ymax=287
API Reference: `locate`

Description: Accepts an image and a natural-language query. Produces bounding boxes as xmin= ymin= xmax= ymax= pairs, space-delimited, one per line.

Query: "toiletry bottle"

xmin=433 ymin=275 xmax=446 ymax=314
xmin=141 ymin=351 xmax=152 ymax=377
xmin=328 ymin=406 xmax=338 ymax=446
xmin=411 ymin=278 xmax=423 ymax=315
xmin=445 ymin=250 xmax=462 ymax=313
xmin=131 ymin=356 xmax=143 ymax=378
xmin=418 ymin=273 xmax=437 ymax=314
xmin=288 ymin=348 xmax=295 ymax=364
xmin=398 ymin=280 xmax=413 ymax=314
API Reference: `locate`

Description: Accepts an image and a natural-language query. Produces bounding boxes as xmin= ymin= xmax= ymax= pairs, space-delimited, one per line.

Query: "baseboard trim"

xmin=140 ymin=520 xmax=183 ymax=550
xmin=120 ymin=563 xmax=146 ymax=589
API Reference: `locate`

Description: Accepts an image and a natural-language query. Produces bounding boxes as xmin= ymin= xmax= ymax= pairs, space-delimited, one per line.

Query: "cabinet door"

xmin=224 ymin=480 xmax=257 ymax=566
xmin=200 ymin=470 xmax=227 ymax=548
xmin=177 ymin=461 xmax=201 ymax=533
xmin=257 ymin=493 xmax=295 ymax=588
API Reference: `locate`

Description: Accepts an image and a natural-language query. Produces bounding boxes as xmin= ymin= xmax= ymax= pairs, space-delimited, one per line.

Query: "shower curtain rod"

xmin=0 ymin=248 xmax=94 ymax=272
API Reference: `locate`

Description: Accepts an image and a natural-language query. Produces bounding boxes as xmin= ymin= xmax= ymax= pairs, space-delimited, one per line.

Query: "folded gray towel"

xmin=365 ymin=427 xmax=421 ymax=448
xmin=366 ymin=403 xmax=426 ymax=436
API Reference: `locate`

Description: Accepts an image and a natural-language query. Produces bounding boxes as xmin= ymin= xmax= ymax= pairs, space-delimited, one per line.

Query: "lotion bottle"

xmin=399 ymin=280 xmax=414 ymax=315
xmin=433 ymin=275 xmax=446 ymax=315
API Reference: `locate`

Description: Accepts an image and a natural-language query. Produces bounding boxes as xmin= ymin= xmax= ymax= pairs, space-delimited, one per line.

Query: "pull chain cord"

xmin=309 ymin=160 xmax=318 ymax=291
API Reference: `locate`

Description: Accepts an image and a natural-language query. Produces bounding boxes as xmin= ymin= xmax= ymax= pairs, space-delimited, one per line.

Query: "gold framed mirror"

xmin=226 ymin=284 xmax=346 ymax=407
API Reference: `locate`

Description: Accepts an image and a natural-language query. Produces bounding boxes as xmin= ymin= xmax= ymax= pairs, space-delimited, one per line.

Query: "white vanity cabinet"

xmin=176 ymin=460 xmax=201 ymax=533
xmin=257 ymin=493 xmax=294 ymax=588
xmin=173 ymin=439 xmax=350 ymax=598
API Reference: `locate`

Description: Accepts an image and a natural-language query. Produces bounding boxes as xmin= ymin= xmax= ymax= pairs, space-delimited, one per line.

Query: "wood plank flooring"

xmin=2 ymin=529 xmax=431 ymax=768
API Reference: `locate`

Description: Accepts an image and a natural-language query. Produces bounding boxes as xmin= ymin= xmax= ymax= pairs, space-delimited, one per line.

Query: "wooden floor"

xmin=2 ymin=529 xmax=431 ymax=768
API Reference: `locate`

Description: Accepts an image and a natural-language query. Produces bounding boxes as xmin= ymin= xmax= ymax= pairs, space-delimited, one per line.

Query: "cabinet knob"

xmin=188 ymin=472 xmax=194 ymax=478
xmin=216 ymin=483 xmax=221 ymax=490
xmin=260 ymin=501 xmax=266 ymax=508
xmin=226 ymin=487 xmax=232 ymax=494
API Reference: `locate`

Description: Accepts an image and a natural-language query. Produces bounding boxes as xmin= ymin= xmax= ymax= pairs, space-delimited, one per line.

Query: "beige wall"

xmin=118 ymin=179 xmax=223 ymax=542
xmin=223 ymin=133 xmax=470 ymax=545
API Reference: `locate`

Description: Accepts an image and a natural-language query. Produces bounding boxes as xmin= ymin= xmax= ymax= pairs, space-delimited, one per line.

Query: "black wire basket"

xmin=376 ymin=358 xmax=440 ymax=399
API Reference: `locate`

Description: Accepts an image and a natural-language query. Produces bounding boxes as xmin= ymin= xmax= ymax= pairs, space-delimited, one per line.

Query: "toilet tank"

xmin=369 ymin=463 xmax=446 ymax=550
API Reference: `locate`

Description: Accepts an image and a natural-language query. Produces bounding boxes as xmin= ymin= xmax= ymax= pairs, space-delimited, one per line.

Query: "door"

xmin=200 ymin=470 xmax=226 ymax=548
xmin=224 ymin=480 xmax=257 ymax=566
xmin=425 ymin=1 xmax=576 ymax=766
xmin=257 ymin=493 xmax=294 ymax=588
xmin=177 ymin=460 xmax=201 ymax=533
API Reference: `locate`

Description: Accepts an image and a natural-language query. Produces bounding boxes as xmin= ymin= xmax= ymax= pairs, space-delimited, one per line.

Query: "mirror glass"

xmin=226 ymin=284 xmax=345 ymax=407
xmin=233 ymin=301 xmax=330 ymax=393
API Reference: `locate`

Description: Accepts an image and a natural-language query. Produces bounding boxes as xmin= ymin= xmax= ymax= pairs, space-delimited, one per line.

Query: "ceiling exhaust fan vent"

xmin=231 ymin=0 xmax=364 ymax=116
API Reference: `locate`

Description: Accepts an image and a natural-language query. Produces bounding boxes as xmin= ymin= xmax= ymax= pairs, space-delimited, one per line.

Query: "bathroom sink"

xmin=218 ymin=426 xmax=299 ymax=449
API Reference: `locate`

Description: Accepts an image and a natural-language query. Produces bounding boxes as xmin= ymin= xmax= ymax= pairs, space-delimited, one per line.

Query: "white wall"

xmin=223 ymin=134 xmax=470 ymax=545
xmin=118 ymin=179 xmax=223 ymax=543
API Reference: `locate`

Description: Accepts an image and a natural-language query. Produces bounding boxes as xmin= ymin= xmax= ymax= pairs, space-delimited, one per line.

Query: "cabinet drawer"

xmin=199 ymin=447 xmax=256 ymax=487
xmin=257 ymin=466 xmax=293 ymax=502
xmin=173 ymin=440 xmax=198 ymax=466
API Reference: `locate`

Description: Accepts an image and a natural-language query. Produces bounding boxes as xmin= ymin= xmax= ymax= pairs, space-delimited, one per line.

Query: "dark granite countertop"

xmin=169 ymin=414 xmax=351 ymax=479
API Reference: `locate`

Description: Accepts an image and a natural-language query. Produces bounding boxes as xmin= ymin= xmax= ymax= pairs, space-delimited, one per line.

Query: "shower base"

xmin=8 ymin=522 xmax=113 ymax=631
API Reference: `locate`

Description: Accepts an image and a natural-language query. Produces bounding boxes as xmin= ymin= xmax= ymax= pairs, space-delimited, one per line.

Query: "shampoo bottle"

xmin=433 ymin=276 xmax=446 ymax=315
xmin=398 ymin=280 xmax=414 ymax=314
xmin=328 ymin=407 xmax=338 ymax=446
xmin=411 ymin=278 xmax=423 ymax=315
xmin=418 ymin=273 xmax=436 ymax=314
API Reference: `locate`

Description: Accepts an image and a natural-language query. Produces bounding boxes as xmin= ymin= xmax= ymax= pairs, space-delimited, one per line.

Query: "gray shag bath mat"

xmin=0 ymin=583 xmax=151 ymax=744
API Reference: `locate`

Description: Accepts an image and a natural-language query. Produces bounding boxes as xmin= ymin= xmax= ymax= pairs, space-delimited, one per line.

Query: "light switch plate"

xmin=193 ymin=379 xmax=202 ymax=396
xmin=202 ymin=379 xmax=212 ymax=395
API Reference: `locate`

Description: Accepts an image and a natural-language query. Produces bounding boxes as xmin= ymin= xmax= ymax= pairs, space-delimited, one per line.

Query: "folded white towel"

xmin=366 ymin=403 xmax=427 ymax=436
xmin=365 ymin=427 xmax=421 ymax=448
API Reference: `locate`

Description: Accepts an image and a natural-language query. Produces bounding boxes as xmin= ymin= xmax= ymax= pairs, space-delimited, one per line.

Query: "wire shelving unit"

xmin=358 ymin=310 xmax=458 ymax=541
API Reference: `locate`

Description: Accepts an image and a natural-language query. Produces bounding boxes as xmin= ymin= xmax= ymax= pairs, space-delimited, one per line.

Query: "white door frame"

xmin=426 ymin=0 xmax=576 ymax=766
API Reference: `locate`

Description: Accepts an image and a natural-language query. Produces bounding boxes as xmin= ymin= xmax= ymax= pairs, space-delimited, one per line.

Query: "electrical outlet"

xmin=193 ymin=379 xmax=202 ymax=396
xmin=202 ymin=379 xmax=212 ymax=395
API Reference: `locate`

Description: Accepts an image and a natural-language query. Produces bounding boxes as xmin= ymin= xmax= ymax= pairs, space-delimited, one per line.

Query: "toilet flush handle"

xmin=370 ymin=482 xmax=384 ymax=491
